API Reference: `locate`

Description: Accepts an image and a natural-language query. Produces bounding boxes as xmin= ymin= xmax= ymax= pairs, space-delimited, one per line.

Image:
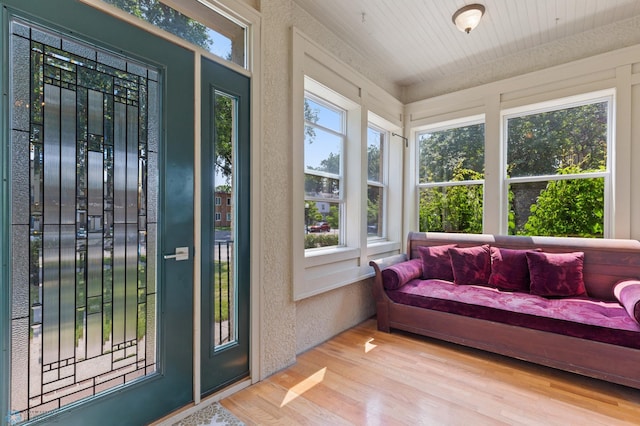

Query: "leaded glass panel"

xmin=10 ymin=19 xmax=159 ymax=423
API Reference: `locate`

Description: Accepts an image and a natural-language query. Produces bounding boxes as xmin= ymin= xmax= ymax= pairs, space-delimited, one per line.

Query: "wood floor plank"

xmin=221 ymin=318 xmax=640 ymax=425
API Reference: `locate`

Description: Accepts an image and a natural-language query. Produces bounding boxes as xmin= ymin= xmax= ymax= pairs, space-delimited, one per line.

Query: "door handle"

xmin=163 ymin=246 xmax=189 ymax=261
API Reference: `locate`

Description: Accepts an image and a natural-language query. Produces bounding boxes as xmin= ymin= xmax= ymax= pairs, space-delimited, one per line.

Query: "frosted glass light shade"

xmin=452 ymin=4 xmax=485 ymax=34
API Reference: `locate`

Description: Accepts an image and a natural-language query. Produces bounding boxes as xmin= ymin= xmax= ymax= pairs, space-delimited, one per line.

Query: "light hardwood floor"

xmin=221 ymin=318 xmax=640 ymax=425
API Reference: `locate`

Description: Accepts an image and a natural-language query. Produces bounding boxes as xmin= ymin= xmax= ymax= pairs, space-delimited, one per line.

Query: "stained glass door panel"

xmin=9 ymin=19 xmax=158 ymax=421
xmin=5 ymin=1 xmax=194 ymax=423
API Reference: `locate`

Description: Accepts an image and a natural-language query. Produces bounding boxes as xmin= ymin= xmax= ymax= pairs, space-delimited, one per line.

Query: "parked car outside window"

xmin=308 ymin=221 xmax=331 ymax=232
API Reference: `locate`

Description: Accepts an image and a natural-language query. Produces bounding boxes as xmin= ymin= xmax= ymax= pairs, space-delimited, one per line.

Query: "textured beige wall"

xmin=295 ymin=280 xmax=375 ymax=354
xmin=258 ymin=0 xmax=390 ymax=379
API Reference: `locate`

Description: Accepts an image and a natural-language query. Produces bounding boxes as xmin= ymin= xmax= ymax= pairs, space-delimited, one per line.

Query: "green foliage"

xmin=327 ymin=205 xmax=339 ymax=229
xmin=214 ymin=95 xmax=234 ymax=180
xmin=213 ymin=260 xmax=230 ymax=322
xmin=304 ymin=201 xmax=323 ymax=226
xmin=418 ymin=102 xmax=607 ymax=237
xmin=367 ymin=186 xmax=381 ymax=227
xmin=309 ymin=152 xmax=340 ymax=174
xmin=419 ymin=164 xmax=483 ymax=233
xmin=104 ymin=0 xmax=212 ymax=49
xmin=367 ymin=139 xmax=382 ymax=181
xmin=507 ymin=186 xmax=516 ymax=235
xmin=304 ymin=233 xmax=339 ymax=249
xmin=304 ymin=99 xmax=320 ymax=142
xmin=523 ymin=166 xmax=604 ymax=237
xmin=418 ymin=123 xmax=485 ymax=183
xmin=507 ymin=102 xmax=607 ymax=177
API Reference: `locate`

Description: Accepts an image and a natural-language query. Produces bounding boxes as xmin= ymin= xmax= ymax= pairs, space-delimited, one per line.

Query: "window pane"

xmin=509 ymin=177 xmax=604 ymax=237
xmin=304 ymin=174 xmax=340 ymax=199
xmin=304 ymin=126 xmax=341 ymax=174
xmin=103 ymin=0 xmax=245 ymax=68
xmin=304 ymin=98 xmax=342 ymax=133
xmin=419 ymin=185 xmax=483 ymax=233
xmin=507 ymin=102 xmax=607 ymax=178
xmin=10 ymin=19 xmax=159 ymax=419
xmin=367 ymin=185 xmax=383 ymax=238
xmin=367 ymin=127 xmax=383 ymax=182
xmin=418 ymin=123 xmax=484 ymax=183
xmin=304 ymin=201 xmax=340 ymax=249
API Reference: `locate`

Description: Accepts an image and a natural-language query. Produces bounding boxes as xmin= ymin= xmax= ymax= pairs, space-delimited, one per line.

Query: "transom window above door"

xmin=103 ymin=0 xmax=248 ymax=68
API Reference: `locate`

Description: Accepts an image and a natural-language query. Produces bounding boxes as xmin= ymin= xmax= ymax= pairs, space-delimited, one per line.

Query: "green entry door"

xmin=200 ymin=57 xmax=250 ymax=395
xmin=2 ymin=1 xmax=194 ymax=424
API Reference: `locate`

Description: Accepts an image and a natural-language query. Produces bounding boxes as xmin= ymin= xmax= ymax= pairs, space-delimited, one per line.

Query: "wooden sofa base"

xmin=379 ymin=301 xmax=640 ymax=390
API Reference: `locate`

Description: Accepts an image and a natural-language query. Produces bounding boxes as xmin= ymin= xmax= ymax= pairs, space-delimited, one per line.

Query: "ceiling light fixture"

xmin=452 ymin=4 xmax=485 ymax=34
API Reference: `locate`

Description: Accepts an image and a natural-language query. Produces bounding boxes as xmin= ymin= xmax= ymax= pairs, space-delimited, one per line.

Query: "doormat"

xmin=171 ymin=402 xmax=245 ymax=426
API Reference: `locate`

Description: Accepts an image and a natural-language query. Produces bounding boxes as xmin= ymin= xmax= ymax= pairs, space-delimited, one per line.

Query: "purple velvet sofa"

xmin=369 ymin=232 xmax=640 ymax=389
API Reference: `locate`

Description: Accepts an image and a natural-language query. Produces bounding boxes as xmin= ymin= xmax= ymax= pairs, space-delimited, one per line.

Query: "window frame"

xmin=291 ymin=27 xmax=403 ymax=300
xmin=414 ymin=115 xmax=486 ymax=234
xmin=501 ymin=90 xmax=613 ymax=237
xmin=303 ymin=90 xmax=346 ymax=249
xmin=366 ymin=121 xmax=388 ymax=242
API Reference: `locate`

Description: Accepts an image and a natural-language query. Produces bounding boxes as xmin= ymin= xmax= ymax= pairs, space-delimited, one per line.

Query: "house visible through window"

xmin=303 ymin=93 xmax=344 ymax=249
xmin=505 ymin=94 xmax=611 ymax=237
xmin=367 ymin=125 xmax=386 ymax=239
xmin=417 ymin=120 xmax=485 ymax=234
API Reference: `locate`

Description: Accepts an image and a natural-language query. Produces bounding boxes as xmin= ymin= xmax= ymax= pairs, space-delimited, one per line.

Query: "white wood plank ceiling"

xmin=292 ymin=0 xmax=640 ymax=88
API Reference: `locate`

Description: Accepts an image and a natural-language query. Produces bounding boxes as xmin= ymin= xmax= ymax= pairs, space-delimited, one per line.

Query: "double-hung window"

xmin=303 ymin=93 xmax=345 ymax=249
xmin=367 ymin=124 xmax=386 ymax=239
xmin=504 ymin=92 xmax=612 ymax=237
xmin=292 ymin=28 xmax=403 ymax=300
xmin=417 ymin=119 xmax=485 ymax=233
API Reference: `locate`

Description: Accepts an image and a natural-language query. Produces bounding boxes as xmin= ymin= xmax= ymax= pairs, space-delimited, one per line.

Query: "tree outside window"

xmin=416 ymin=97 xmax=609 ymax=238
xmin=303 ymin=95 xmax=343 ymax=249
xmin=506 ymin=99 xmax=609 ymax=237
xmin=367 ymin=125 xmax=386 ymax=238
xmin=417 ymin=122 xmax=485 ymax=233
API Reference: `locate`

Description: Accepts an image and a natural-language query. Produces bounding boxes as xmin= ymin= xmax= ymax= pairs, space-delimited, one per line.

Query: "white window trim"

xmin=292 ymin=27 xmax=403 ymax=301
xmin=304 ymin=91 xmax=347 ymax=246
xmin=501 ymin=89 xmax=614 ymax=237
xmin=413 ymin=115 xmax=486 ymax=232
xmin=366 ymin=121 xmax=388 ymax=242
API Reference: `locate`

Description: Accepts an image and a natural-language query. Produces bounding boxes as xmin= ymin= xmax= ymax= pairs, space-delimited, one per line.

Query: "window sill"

xmin=366 ymin=239 xmax=401 ymax=257
xmin=304 ymin=246 xmax=360 ymax=268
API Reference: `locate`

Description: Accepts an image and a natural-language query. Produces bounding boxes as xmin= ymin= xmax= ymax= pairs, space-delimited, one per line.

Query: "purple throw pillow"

xmin=381 ymin=258 xmax=423 ymax=290
xmin=526 ymin=251 xmax=587 ymax=298
xmin=448 ymin=244 xmax=491 ymax=286
xmin=488 ymin=247 xmax=533 ymax=292
xmin=614 ymin=279 xmax=640 ymax=324
xmin=417 ymin=244 xmax=457 ymax=281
